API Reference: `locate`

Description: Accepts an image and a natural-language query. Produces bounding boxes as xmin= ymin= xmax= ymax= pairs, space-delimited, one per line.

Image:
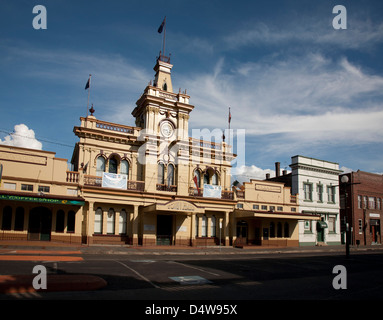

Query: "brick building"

xmin=339 ymin=171 xmax=382 ymax=246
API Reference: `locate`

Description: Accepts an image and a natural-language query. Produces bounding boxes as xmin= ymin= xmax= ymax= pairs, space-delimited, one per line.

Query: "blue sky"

xmin=1 ymin=0 xmax=383 ymax=182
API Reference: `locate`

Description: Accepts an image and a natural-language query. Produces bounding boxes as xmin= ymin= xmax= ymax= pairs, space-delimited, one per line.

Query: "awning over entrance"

xmin=317 ymin=221 xmax=328 ymax=228
xmin=235 ymin=210 xmax=321 ymax=221
xmin=0 ymin=191 xmax=85 ymax=206
xmin=143 ymin=200 xmax=204 ymax=214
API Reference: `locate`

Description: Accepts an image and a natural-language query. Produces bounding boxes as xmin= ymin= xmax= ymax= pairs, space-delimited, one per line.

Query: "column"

xmin=190 ymin=213 xmax=196 ymax=246
xmin=132 ymin=205 xmax=139 ymax=245
xmin=87 ymin=202 xmax=94 ymax=244
xmin=224 ymin=211 xmax=231 ymax=246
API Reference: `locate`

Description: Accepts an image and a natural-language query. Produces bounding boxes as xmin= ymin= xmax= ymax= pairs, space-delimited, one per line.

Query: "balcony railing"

xmin=66 ymin=171 xmax=79 ymax=183
xmin=84 ymin=175 xmax=144 ymax=192
xmin=189 ymin=187 xmax=234 ymax=200
xmin=156 ymin=184 xmax=177 ymax=192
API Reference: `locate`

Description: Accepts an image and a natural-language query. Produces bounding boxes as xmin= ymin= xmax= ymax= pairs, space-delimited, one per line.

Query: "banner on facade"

xmin=102 ymin=172 xmax=127 ymax=189
xmin=203 ymin=184 xmax=222 ymax=199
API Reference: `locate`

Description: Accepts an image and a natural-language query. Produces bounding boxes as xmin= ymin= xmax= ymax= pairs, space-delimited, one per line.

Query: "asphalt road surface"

xmin=1 ymin=249 xmax=382 ymax=302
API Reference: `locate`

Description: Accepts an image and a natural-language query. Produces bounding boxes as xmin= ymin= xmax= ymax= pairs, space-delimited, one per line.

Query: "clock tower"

xmin=132 ymin=53 xmax=194 ymax=140
xmin=132 ymin=53 xmax=194 ymax=193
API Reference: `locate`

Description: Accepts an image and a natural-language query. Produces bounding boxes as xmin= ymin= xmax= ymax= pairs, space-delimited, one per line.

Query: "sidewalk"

xmin=1 ymin=239 xmax=382 ymax=256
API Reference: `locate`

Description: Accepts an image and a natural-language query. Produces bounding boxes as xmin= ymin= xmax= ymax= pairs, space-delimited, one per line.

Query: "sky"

xmin=1 ymin=0 xmax=383 ymax=183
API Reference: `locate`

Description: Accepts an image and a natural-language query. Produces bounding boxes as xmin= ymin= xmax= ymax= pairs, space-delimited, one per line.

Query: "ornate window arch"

xmin=120 ymin=159 xmax=130 ymax=178
xmin=167 ymin=163 xmax=175 ymax=186
xmin=96 ymin=156 xmax=106 ymax=176
xmin=119 ymin=209 xmax=127 ymax=235
xmin=94 ymin=208 xmax=103 ymax=234
xmin=158 ymin=162 xmax=165 ymax=185
xmin=108 ymin=154 xmax=120 ymax=174
xmin=193 ymin=168 xmax=201 ymax=188
xmin=107 ymin=208 xmax=115 ymax=234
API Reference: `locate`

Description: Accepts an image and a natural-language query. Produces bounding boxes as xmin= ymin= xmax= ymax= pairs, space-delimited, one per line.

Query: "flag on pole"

xmin=158 ymin=17 xmax=166 ymax=33
xmin=228 ymin=107 xmax=231 ymax=124
xmin=193 ymin=175 xmax=200 ymax=196
xmin=85 ymin=76 xmax=91 ymax=90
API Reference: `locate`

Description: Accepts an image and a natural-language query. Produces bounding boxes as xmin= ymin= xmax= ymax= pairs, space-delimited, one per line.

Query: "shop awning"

xmin=317 ymin=221 xmax=328 ymax=228
xmin=0 ymin=191 xmax=85 ymax=206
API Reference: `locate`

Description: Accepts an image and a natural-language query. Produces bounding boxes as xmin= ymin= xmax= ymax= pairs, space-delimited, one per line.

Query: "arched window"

xmin=121 ymin=160 xmax=129 ymax=177
xmin=201 ymin=215 xmax=207 ymax=237
xmin=211 ymin=215 xmax=216 ymax=237
xmin=109 ymin=157 xmax=118 ymax=174
xmin=167 ymin=164 xmax=175 ymax=186
xmin=94 ymin=208 xmax=103 ymax=234
xmin=203 ymin=173 xmax=209 ymax=185
xmin=56 ymin=210 xmax=65 ymax=232
xmin=158 ymin=163 xmax=165 ymax=184
xmin=284 ymin=222 xmax=290 ymax=238
xmin=277 ymin=222 xmax=283 ymax=238
xmin=2 ymin=206 xmax=12 ymax=230
xmin=15 ymin=207 xmax=25 ymax=231
xmin=193 ymin=170 xmax=201 ymax=188
xmin=119 ymin=210 xmax=127 ymax=235
xmin=96 ymin=157 xmax=106 ymax=176
xmin=67 ymin=210 xmax=76 ymax=233
xmin=212 ymin=173 xmax=218 ymax=185
xmin=107 ymin=208 xmax=115 ymax=234
xmin=270 ymin=222 xmax=275 ymax=238
xmin=163 ymin=82 xmax=167 ymax=91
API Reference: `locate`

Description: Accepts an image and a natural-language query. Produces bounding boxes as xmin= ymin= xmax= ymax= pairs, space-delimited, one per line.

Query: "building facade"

xmin=0 ymin=145 xmax=84 ymax=243
xmin=269 ymin=156 xmax=342 ymax=246
xmin=0 ymin=54 xmax=321 ymax=247
xmin=233 ymin=179 xmax=319 ymax=247
xmin=340 ymin=171 xmax=382 ymax=246
xmin=291 ymin=156 xmax=342 ymax=246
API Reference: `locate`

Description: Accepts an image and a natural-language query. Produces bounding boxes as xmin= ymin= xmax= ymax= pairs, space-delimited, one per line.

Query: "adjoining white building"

xmin=290 ymin=155 xmax=342 ymax=246
xmin=268 ymin=155 xmax=342 ymax=246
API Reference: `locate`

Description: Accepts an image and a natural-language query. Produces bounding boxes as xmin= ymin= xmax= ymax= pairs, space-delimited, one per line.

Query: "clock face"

xmin=160 ymin=121 xmax=174 ymax=138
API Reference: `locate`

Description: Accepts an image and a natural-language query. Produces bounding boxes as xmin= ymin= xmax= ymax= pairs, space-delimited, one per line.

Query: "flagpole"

xmin=163 ymin=16 xmax=167 ymax=57
xmin=86 ymin=74 xmax=91 ymax=117
xmin=228 ymin=107 xmax=231 ymax=151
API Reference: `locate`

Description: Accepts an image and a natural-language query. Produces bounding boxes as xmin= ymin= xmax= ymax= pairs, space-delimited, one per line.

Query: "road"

xmin=1 ymin=247 xmax=383 ymax=302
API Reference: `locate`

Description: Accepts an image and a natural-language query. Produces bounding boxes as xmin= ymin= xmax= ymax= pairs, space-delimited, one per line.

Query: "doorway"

xmin=370 ymin=220 xmax=380 ymax=244
xmin=28 ymin=206 xmax=52 ymax=241
xmin=156 ymin=215 xmax=173 ymax=245
xmin=236 ymin=220 xmax=248 ymax=245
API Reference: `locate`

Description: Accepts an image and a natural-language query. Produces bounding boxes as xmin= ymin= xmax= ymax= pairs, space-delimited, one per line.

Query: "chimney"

xmin=266 ymin=173 xmax=270 ymax=180
xmin=275 ymin=162 xmax=280 ymax=177
xmin=283 ymin=170 xmax=287 ymax=176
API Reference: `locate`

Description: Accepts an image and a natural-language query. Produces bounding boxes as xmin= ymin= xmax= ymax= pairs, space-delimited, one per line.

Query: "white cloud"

xmin=340 ymin=166 xmax=353 ymax=174
xmin=231 ymin=165 xmax=276 ymax=183
xmin=0 ymin=124 xmax=42 ymax=150
xmin=183 ymin=53 xmax=383 ymax=149
xmin=223 ymin=19 xmax=383 ymax=50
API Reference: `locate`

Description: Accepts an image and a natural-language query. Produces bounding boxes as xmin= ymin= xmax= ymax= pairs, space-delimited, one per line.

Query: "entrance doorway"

xmin=370 ymin=220 xmax=380 ymax=244
xmin=236 ymin=220 xmax=248 ymax=246
xmin=28 ymin=206 xmax=52 ymax=241
xmin=156 ymin=215 xmax=173 ymax=245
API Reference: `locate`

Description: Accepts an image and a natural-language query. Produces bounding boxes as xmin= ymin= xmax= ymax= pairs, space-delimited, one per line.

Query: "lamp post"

xmin=340 ymin=175 xmax=361 ymax=258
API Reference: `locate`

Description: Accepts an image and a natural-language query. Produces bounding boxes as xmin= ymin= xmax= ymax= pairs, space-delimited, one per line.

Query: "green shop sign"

xmin=0 ymin=194 xmax=85 ymax=206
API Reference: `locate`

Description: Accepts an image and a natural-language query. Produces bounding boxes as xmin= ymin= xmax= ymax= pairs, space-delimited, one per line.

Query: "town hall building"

xmin=0 ymin=52 xmax=320 ymax=247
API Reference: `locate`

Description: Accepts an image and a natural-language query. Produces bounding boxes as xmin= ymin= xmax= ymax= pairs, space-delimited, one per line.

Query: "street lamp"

xmin=340 ymin=175 xmax=360 ymax=258
xmin=341 ymin=175 xmax=351 ymax=258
